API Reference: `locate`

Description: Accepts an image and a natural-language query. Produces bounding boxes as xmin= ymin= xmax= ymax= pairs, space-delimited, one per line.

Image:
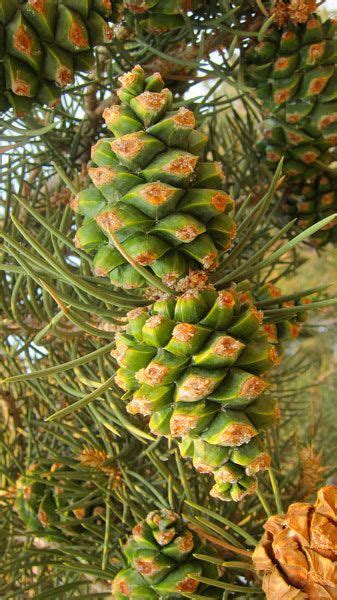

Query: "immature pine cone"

xmin=252 ymin=485 xmax=337 ymax=599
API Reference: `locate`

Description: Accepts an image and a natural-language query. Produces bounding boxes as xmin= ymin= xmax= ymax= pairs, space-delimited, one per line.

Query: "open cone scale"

xmin=253 ymin=485 xmax=337 ymax=599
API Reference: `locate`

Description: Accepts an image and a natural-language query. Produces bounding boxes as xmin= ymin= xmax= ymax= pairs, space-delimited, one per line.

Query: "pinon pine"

xmin=253 ymin=485 xmax=337 ymax=599
xmin=71 ymin=66 xmax=315 ymax=502
xmin=243 ymin=0 xmax=337 ymax=244
xmin=112 ymin=508 xmax=220 ymax=598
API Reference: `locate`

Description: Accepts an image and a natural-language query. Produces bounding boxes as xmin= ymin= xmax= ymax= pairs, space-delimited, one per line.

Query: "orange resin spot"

xmin=179 ymin=376 xmax=214 ymax=401
xmin=155 ymin=529 xmax=176 ymax=545
xmin=38 ymin=509 xmax=49 ymax=526
xmin=307 ymin=18 xmax=319 ymax=29
xmin=201 ymin=252 xmax=218 ymax=270
xmin=275 ymin=57 xmax=291 ymax=70
xmin=164 ymin=155 xmax=198 ymax=176
xmin=118 ymin=580 xmax=131 ymax=595
xmin=137 ymin=363 xmax=169 ymax=385
xmin=282 ymin=31 xmax=296 ymax=42
xmin=246 ymin=453 xmax=271 ymax=475
xmin=274 ymin=89 xmax=292 ymax=104
xmin=302 ymin=151 xmax=319 ymax=164
xmin=177 ymin=577 xmax=199 ymax=593
xmin=270 ymin=346 xmax=281 ymax=365
xmin=211 ymin=192 xmax=229 ymax=212
xmin=145 ymin=315 xmax=164 ymax=330
xmin=14 ymin=25 xmax=32 ymax=56
xmin=309 ymin=77 xmax=330 ymax=95
xmin=219 ymin=290 xmax=235 ymax=308
xmin=135 ymin=558 xmax=161 ymax=576
xmin=136 ymin=90 xmax=168 ymax=110
xmin=308 ymin=42 xmax=325 ymax=60
xmin=267 ymin=150 xmax=282 ymax=162
xmin=135 ymin=251 xmax=157 ymax=266
xmin=56 ymin=66 xmax=72 ymax=87
xmin=173 ymin=107 xmax=195 ymax=128
xmin=69 ymin=22 xmax=88 ymax=49
xmin=194 ymin=459 xmax=213 ymax=473
xmin=172 ymin=323 xmax=196 ymax=342
xmin=28 ymin=0 xmax=46 ymax=12
xmin=23 ymin=485 xmax=32 ymax=501
xmin=299 ymin=201 xmax=311 ymax=212
xmin=111 ymin=133 xmax=144 ymax=159
xmin=241 ymin=376 xmax=268 ymax=399
xmin=118 ymin=67 xmax=144 ymax=87
xmin=288 ymin=113 xmax=302 ymax=123
xmin=103 ymin=24 xmax=113 ymax=42
xmin=178 ymin=531 xmax=194 ymax=552
xmin=12 ymin=80 xmax=30 ymax=96
xmin=141 ymin=182 xmax=174 ymax=205
xmin=251 ymin=305 xmax=264 ymax=323
xmin=287 ymin=131 xmax=304 ymax=144
xmin=89 ymin=166 xmax=116 ymax=186
xmin=219 ymin=423 xmax=257 ymax=446
xmin=94 ymin=265 xmax=109 ymax=277
xmin=96 ymin=210 xmax=124 ymax=232
xmin=103 ymin=105 xmax=123 ymax=124
xmin=176 ymin=224 xmax=200 ymax=242
xmin=320 ymin=115 xmax=337 ymax=128
xmin=214 ymin=336 xmax=243 ymax=357
xmin=170 ymin=414 xmax=199 ymax=437
xmin=263 ymin=324 xmax=278 ymax=342
xmin=321 ymin=193 xmax=334 ymax=207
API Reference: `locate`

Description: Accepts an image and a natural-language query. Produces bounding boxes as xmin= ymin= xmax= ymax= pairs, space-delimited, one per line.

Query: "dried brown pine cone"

xmin=253 ymin=485 xmax=337 ymax=599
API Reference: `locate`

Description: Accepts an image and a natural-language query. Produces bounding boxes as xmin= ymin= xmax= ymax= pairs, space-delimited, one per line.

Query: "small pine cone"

xmin=253 ymin=485 xmax=337 ymax=599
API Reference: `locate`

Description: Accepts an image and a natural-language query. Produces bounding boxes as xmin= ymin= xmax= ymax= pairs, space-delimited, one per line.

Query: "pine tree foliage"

xmin=1 ymin=0 xmax=337 ymax=597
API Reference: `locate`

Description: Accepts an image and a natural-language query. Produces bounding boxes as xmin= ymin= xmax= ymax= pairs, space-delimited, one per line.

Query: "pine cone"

xmin=252 ymin=485 xmax=337 ymax=599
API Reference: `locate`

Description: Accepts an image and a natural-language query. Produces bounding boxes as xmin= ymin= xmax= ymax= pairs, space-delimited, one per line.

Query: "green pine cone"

xmin=15 ymin=462 xmax=105 ymax=541
xmin=72 ymin=65 xmax=237 ymax=290
xmin=244 ymin=12 xmax=337 ymax=178
xmin=113 ymin=286 xmax=281 ymax=502
xmin=112 ymin=508 xmax=219 ymax=598
xmin=281 ymin=172 xmax=337 ymax=246
xmin=121 ymin=0 xmax=204 ymax=33
xmin=0 ymin=0 xmax=114 ymax=114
